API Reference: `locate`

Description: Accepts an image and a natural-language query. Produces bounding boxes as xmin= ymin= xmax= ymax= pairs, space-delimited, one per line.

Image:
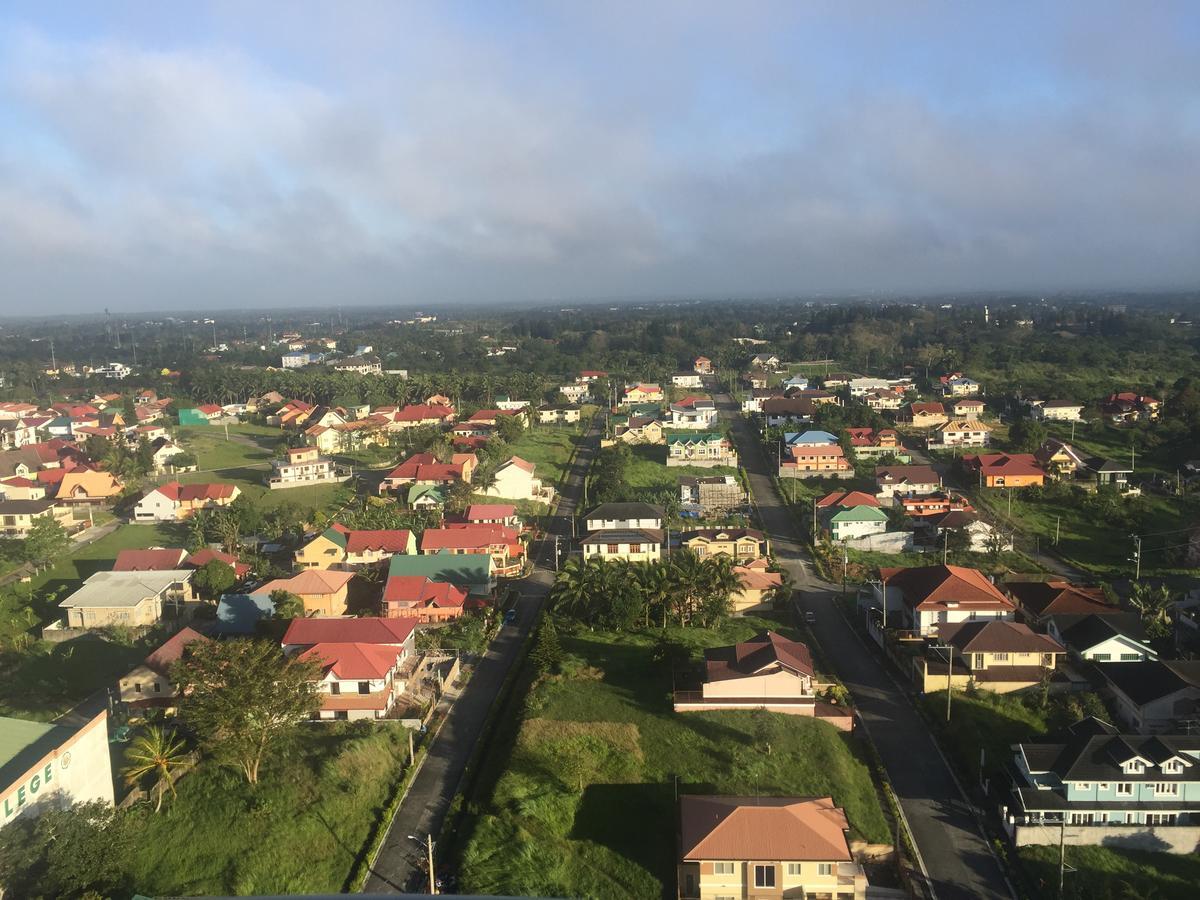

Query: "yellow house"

xmin=623 ymin=383 xmax=664 ymax=404
xmin=918 ymin=620 xmax=1065 ymax=695
xmin=56 ymin=469 xmax=124 ymax=504
xmin=682 ymin=529 xmax=767 ymax=562
xmin=617 ymin=416 xmax=665 ymax=445
xmin=255 ymin=569 xmax=355 ymax=616
xmin=295 ymin=525 xmax=416 ymax=570
xmin=0 ymin=499 xmax=72 ymax=537
xmin=730 ymin=560 xmax=784 ymax=614
xmin=678 ymin=795 xmax=867 ymax=900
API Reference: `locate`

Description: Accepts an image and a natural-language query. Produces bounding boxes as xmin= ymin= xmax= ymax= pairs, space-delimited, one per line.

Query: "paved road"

xmin=713 ymin=389 xmax=1011 ymax=900
xmin=362 ymin=421 xmax=600 ymax=893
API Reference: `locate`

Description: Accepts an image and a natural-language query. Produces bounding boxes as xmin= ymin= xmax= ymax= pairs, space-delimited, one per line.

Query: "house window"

xmin=1123 ymin=760 xmax=1144 ymax=774
xmin=713 ymin=862 xmax=735 ymax=875
xmin=330 ymin=682 xmax=341 ymax=695
xmin=334 ymin=710 xmax=349 ymax=721
xmin=607 ymin=544 xmax=620 ymax=555
xmin=358 ymin=681 xmax=370 ymax=694
xmin=134 ymin=683 xmax=142 ymax=693
xmin=1116 ymin=783 xmax=1132 ymax=795
xmin=153 ymin=682 xmax=162 ymax=693
xmin=1092 ymin=653 xmax=1111 ymax=661
xmin=629 ymin=544 xmax=641 ymax=554
xmin=992 ymin=652 xmax=1010 ymax=662
xmin=1146 ymin=813 xmax=1176 ymax=826
xmin=1076 ymin=783 xmax=1090 ymax=791
xmin=1163 ymin=760 xmax=1181 ymax=774
xmin=1153 ymin=782 xmax=1179 ymax=796
xmin=753 ymin=865 xmax=775 ymax=888
xmin=818 ymin=862 xmax=834 ymax=876
xmin=786 ymin=863 xmax=802 ymax=876
xmin=1119 ymin=653 xmax=1143 ymax=661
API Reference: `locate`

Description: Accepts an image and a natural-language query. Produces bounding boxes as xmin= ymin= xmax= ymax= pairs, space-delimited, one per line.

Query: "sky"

xmin=1 ymin=1 xmax=1198 ymax=313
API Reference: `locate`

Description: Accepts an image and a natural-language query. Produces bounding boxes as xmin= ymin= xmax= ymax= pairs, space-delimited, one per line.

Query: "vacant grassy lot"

xmin=0 ymin=633 xmax=147 ymax=720
xmin=119 ymin=723 xmax=406 ymax=894
xmin=1019 ymin=844 xmax=1200 ymax=900
xmin=625 ymin=443 xmax=739 ymax=492
xmin=458 ymin=619 xmax=889 ymax=899
xmin=507 ymin=427 xmax=584 ymax=491
xmin=920 ymin=690 xmax=1052 ymax=782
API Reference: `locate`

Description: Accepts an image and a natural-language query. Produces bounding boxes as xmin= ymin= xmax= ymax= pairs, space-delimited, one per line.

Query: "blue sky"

xmin=1 ymin=1 xmax=1197 ymax=312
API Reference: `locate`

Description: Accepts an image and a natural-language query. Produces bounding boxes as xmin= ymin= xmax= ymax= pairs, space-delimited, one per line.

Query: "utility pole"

xmin=1054 ymin=516 xmax=1061 ymax=545
xmin=943 ymin=529 xmax=949 ymax=565
xmin=841 ymin=540 xmax=848 ymax=597
xmin=1058 ymin=818 xmax=1066 ymax=898
xmin=1131 ymin=534 xmax=1142 ymax=580
xmin=946 ymin=643 xmax=954 ymax=721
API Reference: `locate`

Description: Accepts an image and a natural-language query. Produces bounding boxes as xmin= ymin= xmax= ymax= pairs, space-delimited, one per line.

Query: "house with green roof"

xmin=385 ymin=551 xmax=494 ymax=599
xmin=408 ymin=483 xmax=446 ymax=509
xmin=827 ymin=504 xmax=889 ymax=541
xmin=666 ymin=431 xmax=738 ymax=468
xmin=2 ymin=711 xmax=114 ymax=829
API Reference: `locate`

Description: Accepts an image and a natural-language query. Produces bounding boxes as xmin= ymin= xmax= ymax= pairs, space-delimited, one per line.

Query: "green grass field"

xmin=624 ymin=443 xmax=739 ymax=492
xmin=506 ymin=427 xmax=584 ymax=490
xmin=919 ymin=690 xmax=1052 ymax=782
xmin=117 ymin=723 xmax=407 ymax=894
xmin=1019 ymin=844 xmax=1200 ymax=900
xmin=457 ymin=619 xmax=889 ymax=899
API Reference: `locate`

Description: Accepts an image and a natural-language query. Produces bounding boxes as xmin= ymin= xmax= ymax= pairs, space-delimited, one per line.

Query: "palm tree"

xmin=636 ymin=560 xmax=674 ymax=629
xmin=699 ymin=555 xmax=741 ymax=626
xmin=551 ymin=556 xmax=596 ymax=625
xmin=1129 ymin=581 xmax=1175 ymax=641
xmin=123 ymin=726 xmax=189 ymax=812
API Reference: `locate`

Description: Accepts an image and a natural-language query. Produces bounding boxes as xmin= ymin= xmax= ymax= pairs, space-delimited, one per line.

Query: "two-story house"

xmin=667 ymin=432 xmax=738 ymax=468
xmin=874 ymin=564 xmax=1016 ymax=635
xmin=582 ymin=503 xmax=664 ymax=563
xmin=962 ymin=453 xmax=1046 ymax=488
xmin=781 ymin=444 xmax=852 ymax=479
xmin=898 ymin=401 xmax=949 ymax=429
xmin=420 ymin=524 xmax=525 ymax=577
xmin=1008 ymin=717 xmax=1200 ymax=836
xmin=255 ymin=569 xmax=355 ymax=617
xmin=379 ymin=452 xmax=476 ymax=493
xmin=681 ymin=528 xmax=767 ymax=562
xmin=282 ymin=617 xmax=417 ymax=721
xmin=927 ymin=419 xmax=991 ymax=450
xmin=875 ymin=465 xmax=942 ymax=499
xmin=132 ymin=481 xmax=241 ymax=522
xmin=269 ymin=446 xmax=346 ymax=489
xmin=295 ymin=525 xmax=416 ymax=570
xmin=918 ymin=619 xmax=1065 ymax=694
xmin=669 ymin=397 xmax=719 ymax=430
xmin=677 ymin=795 xmax=867 ymax=900
xmin=1094 ymin=661 xmax=1200 ymax=733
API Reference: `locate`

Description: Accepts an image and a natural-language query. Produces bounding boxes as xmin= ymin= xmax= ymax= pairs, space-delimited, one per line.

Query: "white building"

xmin=1 ymin=711 xmax=113 ymax=830
xmin=482 ymin=456 xmax=550 ymax=502
xmin=581 ymin=528 xmax=662 ymax=563
xmin=269 ymin=446 xmax=346 ymax=489
xmin=584 ymin=502 xmax=664 ymax=532
xmin=1032 ymin=401 xmax=1086 ymax=422
xmin=672 ymin=373 xmax=704 ymax=389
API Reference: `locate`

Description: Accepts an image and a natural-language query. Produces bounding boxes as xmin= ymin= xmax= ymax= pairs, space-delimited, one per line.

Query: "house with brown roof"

xmin=117 ymin=626 xmax=210 ymax=710
xmin=962 ymin=453 xmax=1046 ymax=488
xmin=899 ymin=490 xmax=974 ymax=518
xmin=927 ymin=419 xmax=991 ymax=450
xmin=379 ymin=452 xmax=477 ymax=494
xmin=730 ymin=559 xmax=784 ymax=614
xmin=897 ymin=401 xmax=949 ymax=429
xmin=681 ymin=528 xmax=767 ymax=562
xmin=113 ymin=548 xmax=188 ymax=571
xmin=873 ymin=564 xmax=1016 ymax=635
xmin=917 ymin=620 xmax=1065 ymax=694
xmin=762 ymin=396 xmax=817 ymax=428
xmin=132 ymin=481 xmax=240 ymax=522
xmin=951 ymin=398 xmax=985 ymax=418
xmin=844 ymin=427 xmax=906 ymax=460
xmin=465 ymin=503 xmax=520 ymax=528
xmin=677 ymin=795 xmax=866 ymax=900
xmin=674 ymin=631 xmax=850 ymax=728
xmin=0 ymin=498 xmax=72 ymax=537
xmin=1004 ymin=579 xmax=1117 ymax=625
xmin=281 ymin=617 xmax=418 ymax=721
xmin=185 ymin=547 xmax=251 ymax=580
xmin=255 ymin=569 xmax=356 ymax=617
xmin=875 ymin=465 xmax=941 ymax=499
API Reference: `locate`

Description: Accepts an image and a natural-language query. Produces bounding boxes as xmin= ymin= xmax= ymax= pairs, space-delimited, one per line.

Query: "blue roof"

xmin=785 ymin=430 xmax=839 ymax=445
xmin=213 ymin=593 xmax=274 ymax=634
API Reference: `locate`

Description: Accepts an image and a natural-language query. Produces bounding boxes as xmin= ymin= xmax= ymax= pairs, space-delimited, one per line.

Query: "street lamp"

xmin=408 ymin=834 xmax=436 ymax=895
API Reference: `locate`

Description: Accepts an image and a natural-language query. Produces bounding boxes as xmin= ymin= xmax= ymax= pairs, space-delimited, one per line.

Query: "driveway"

xmin=713 ymin=390 xmax=1011 ymax=900
xmin=362 ymin=421 xmax=600 ymax=893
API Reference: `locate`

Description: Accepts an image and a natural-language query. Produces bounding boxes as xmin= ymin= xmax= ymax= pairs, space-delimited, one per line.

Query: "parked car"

xmin=502 ymin=608 xmax=518 ymax=626
xmin=804 ymin=611 xmax=816 ymax=625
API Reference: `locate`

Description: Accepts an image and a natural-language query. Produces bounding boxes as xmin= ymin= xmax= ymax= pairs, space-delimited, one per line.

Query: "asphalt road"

xmin=712 ymin=389 xmax=1011 ymax=900
xmin=362 ymin=420 xmax=600 ymax=893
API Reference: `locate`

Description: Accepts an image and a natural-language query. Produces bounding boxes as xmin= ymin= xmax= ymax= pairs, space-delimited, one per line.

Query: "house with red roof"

xmin=815 ymin=490 xmax=880 ymax=509
xmin=117 ymin=626 xmax=210 ymax=710
xmin=295 ymin=524 xmax=416 ymax=570
xmin=465 ymin=503 xmax=520 ymax=528
xmin=729 ymin=559 xmax=784 ymax=614
xmin=674 ymin=631 xmax=851 ymax=729
xmin=480 ymin=456 xmax=548 ymax=502
xmin=113 ymin=548 xmax=188 ymax=571
xmin=897 ymin=401 xmax=949 ymax=429
xmin=420 ymin=524 xmax=525 ymax=577
xmin=872 ymin=564 xmax=1016 ymax=636
xmin=255 ymin=569 xmax=356 ymax=617
xmin=899 ymin=491 xmax=974 ymax=518
xmin=0 ymin=475 xmax=46 ymax=501
xmin=382 ymin=576 xmax=473 ymax=622
xmin=132 ymin=480 xmax=241 ymax=522
xmin=281 ymin=617 xmax=418 ymax=721
xmin=185 ymin=547 xmax=251 ymax=580
xmin=962 ymin=452 xmax=1046 ymax=488
xmin=1100 ymin=392 xmax=1160 ymax=424
xmin=380 ymin=452 xmax=477 ymax=494
xmin=844 ymin=426 xmax=906 ymax=459
xmin=693 ymin=356 xmax=713 ymax=374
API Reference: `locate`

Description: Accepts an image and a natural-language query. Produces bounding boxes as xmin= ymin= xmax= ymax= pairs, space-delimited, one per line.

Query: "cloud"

xmin=0 ymin=3 xmax=1198 ymax=311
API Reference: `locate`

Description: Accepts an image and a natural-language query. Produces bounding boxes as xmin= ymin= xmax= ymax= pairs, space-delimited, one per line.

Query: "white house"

xmin=584 ymin=502 xmax=664 ymax=532
xmin=482 ymin=456 xmax=549 ymax=502
xmin=669 ymin=397 xmax=718 ymax=429
xmin=581 ymin=528 xmax=662 ymax=563
xmin=559 ymin=383 xmax=590 ymax=403
xmin=671 ymin=373 xmax=704 ymax=389
xmin=871 ymin=563 xmax=1016 ymax=636
xmin=1032 ymin=400 xmax=1086 ymax=422
xmin=1049 ymin=614 xmax=1157 ymax=664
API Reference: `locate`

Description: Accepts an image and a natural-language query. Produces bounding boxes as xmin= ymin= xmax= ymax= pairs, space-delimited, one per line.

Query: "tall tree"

xmin=21 ymin=517 xmax=72 ymax=572
xmin=122 ymin=726 xmax=189 ymax=812
xmin=191 ymin=558 xmax=237 ymax=600
xmin=171 ymin=639 xmax=322 ymax=784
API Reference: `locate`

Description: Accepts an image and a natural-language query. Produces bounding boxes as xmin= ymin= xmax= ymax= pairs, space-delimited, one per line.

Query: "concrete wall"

xmin=1012 ymin=823 xmax=1200 ymax=854
xmin=843 ymin=531 xmax=911 ymax=552
xmin=702 ymin=668 xmax=810 ymax=699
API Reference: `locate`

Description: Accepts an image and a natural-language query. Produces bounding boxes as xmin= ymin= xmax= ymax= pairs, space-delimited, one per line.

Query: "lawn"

xmin=919 ymin=690 xmax=1052 ymax=782
xmin=118 ymin=723 xmax=407 ymax=895
xmin=457 ymin=618 xmax=890 ymax=899
xmin=0 ymin=633 xmax=147 ymax=720
xmin=1019 ymin=844 xmax=1200 ymax=900
xmin=507 ymin=426 xmax=585 ymax=491
xmin=624 ymin=443 xmax=739 ymax=492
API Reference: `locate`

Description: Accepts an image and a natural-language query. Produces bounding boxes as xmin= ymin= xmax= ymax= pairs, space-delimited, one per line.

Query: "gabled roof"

xmin=257 ymin=569 xmax=354 ymax=597
xmin=383 ymin=575 xmax=469 ymax=608
xmin=467 ymin=503 xmax=517 ymax=521
xmin=185 ymin=547 xmax=250 ymax=577
xmin=585 ymin=502 xmax=665 ymax=521
xmin=679 ymin=795 xmax=852 ymax=863
xmin=705 ymin=631 xmax=813 ymax=681
xmin=829 ymin=505 xmax=889 ymax=523
xmin=1095 ymin=660 xmax=1200 ymax=706
xmin=962 ymin=453 xmax=1044 ymax=477
xmin=143 ymin=626 xmax=210 ymax=675
xmin=940 ymin=619 xmax=1063 ymax=654
xmin=876 ymin=465 xmax=940 ymax=485
xmin=300 ymin=642 xmax=406 ymax=680
xmin=880 ymin=564 xmax=1015 ymax=613
xmin=421 ymin=524 xmax=520 ymax=553
xmin=345 ymin=530 xmax=414 ymax=554
xmin=816 ymin=490 xmax=881 ymax=509
xmin=1004 ymin=580 xmax=1114 ymax=618
xmin=113 ymin=548 xmax=189 ymax=571
xmin=908 ymin=401 xmax=946 ymax=415
xmin=177 ymin=482 xmax=237 ymax=501
xmin=385 ymin=552 xmax=493 ymax=597
xmin=1057 ymin=614 xmax=1150 ymax=653
xmin=282 ymin=616 xmax=416 ymax=647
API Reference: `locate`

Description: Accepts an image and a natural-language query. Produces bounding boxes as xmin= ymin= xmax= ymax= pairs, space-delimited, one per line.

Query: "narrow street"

xmin=712 ymin=388 xmax=1012 ymax=900
xmin=361 ymin=420 xmax=600 ymax=893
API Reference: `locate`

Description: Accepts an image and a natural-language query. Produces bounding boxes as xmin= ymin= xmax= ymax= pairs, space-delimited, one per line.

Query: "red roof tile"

xmin=144 ymin=626 xmax=210 ymax=675
xmin=283 ymin=616 xmax=416 ymax=646
xmin=112 ymin=548 xmax=188 ymax=571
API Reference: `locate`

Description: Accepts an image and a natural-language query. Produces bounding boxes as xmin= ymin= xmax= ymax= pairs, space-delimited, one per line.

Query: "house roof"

xmin=112 ymin=548 xmax=189 ymax=571
xmin=786 ymin=430 xmax=839 ymax=445
xmin=1018 ymin=732 xmax=1200 ymax=783
xmin=963 ymin=453 xmax=1044 ymax=477
xmin=383 ymin=575 xmax=469 ymax=607
xmin=59 ymin=570 xmax=193 ymax=609
xmin=501 ymin=456 xmax=536 ymax=474
xmin=939 ymin=620 xmax=1063 ymax=654
xmin=385 ymin=552 xmax=493 ymax=596
xmin=421 ymin=524 xmax=521 ymax=553
xmin=213 ymin=593 xmax=275 ymax=634
xmin=1095 ymin=660 xmax=1200 ymax=707
xmin=1004 ymin=580 xmax=1114 ymax=618
xmin=467 ymin=503 xmax=517 ymax=521
xmin=282 ymin=616 xmax=417 ymax=647
xmin=927 ymin=510 xmax=979 ymax=530
xmin=880 ymin=564 xmax=1015 ymax=613
xmin=177 ymin=483 xmax=237 ymax=501
xmin=143 ymin=626 xmax=210 ymax=675
xmin=585 ymin=502 xmax=664 ymax=521
xmin=1056 ymin=614 xmax=1149 ymax=652
xmin=736 ymin=562 xmax=783 ymax=592
xmin=681 ymin=528 xmax=765 ymax=543
xmin=258 ymin=569 xmax=354 ymax=597
xmin=761 ymin=397 xmax=817 ymax=416
xmin=679 ymin=795 xmax=852 ymax=863
xmin=344 ymin=530 xmax=414 ymax=554
xmin=583 ymin=528 xmax=664 ymax=544
xmin=908 ymin=401 xmax=946 ymax=415
xmin=298 ymin=642 xmax=403 ymax=680
xmin=788 ymin=444 xmax=845 ymax=459
xmin=876 ymin=465 xmax=940 ymax=486
xmin=185 ymin=547 xmax=250 ymax=577
xmin=816 ymin=490 xmax=881 ymax=509
xmin=830 ymin=505 xmax=889 ymax=523
xmin=705 ymin=631 xmax=814 ymax=681
xmin=0 ymin=499 xmax=55 ymax=515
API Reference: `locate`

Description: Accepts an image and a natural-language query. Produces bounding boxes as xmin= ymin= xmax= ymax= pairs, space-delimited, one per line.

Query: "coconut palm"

xmin=551 ymin=555 xmax=597 ymax=625
xmin=1129 ymin=581 xmax=1175 ymax=641
xmin=123 ymin=726 xmax=189 ymax=812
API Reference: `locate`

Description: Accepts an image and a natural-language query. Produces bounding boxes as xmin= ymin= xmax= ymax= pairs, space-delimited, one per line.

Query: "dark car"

xmin=502 ymin=608 xmax=518 ymax=626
